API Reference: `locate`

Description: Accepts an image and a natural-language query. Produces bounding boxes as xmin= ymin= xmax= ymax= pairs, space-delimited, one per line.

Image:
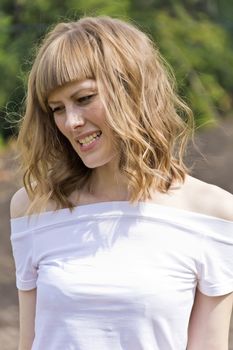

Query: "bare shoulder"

xmin=207 ymin=183 xmax=233 ymax=221
xmin=10 ymin=187 xmax=31 ymax=219
xmin=10 ymin=187 xmax=59 ymax=218
xmin=185 ymin=175 xmax=233 ymax=221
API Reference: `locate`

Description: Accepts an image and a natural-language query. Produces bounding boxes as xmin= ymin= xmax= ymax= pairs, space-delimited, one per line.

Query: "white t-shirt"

xmin=10 ymin=201 xmax=233 ymax=350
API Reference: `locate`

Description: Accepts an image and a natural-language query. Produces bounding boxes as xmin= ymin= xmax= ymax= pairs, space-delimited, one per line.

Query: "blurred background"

xmin=0 ymin=0 xmax=233 ymax=349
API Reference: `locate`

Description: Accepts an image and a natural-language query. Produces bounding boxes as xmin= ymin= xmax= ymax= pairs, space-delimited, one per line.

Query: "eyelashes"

xmin=78 ymin=94 xmax=96 ymax=103
xmin=51 ymin=106 xmax=63 ymax=113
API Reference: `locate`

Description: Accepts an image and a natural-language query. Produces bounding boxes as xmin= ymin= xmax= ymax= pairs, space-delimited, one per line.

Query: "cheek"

xmin=89 ymin=102 xmax=106 ymax=125
xmin=54 ymin=118 xmax=67 ymax=136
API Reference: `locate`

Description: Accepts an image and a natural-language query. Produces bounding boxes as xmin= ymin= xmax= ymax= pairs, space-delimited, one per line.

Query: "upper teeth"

xmin=79 ymin=131 xmax=101 ymax=145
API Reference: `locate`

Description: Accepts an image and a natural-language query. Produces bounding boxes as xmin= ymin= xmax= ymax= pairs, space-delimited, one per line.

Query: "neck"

xmin=88 ymin=163 xmax=129 ymax=201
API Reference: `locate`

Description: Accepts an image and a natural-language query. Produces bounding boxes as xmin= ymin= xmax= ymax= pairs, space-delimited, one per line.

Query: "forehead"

xmin=48 ymin=79 xmax=97 ymax=103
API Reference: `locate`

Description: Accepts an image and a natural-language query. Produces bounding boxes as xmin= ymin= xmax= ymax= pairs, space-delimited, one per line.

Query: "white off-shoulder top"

xmin=10 ymin=201 xmax=233 ymax=350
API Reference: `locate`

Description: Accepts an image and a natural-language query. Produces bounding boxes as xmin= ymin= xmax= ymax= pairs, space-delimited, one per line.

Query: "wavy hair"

xmin=17 ymin=15 xmax=194 ymax=214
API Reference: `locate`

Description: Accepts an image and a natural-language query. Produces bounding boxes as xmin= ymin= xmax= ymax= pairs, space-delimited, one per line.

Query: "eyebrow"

xmin=48 ymin=86 xmax=97 ymax=105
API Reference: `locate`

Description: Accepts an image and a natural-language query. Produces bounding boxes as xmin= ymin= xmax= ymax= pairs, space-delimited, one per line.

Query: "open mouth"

xmin=78 ymin=131 xmax=102 ymax=146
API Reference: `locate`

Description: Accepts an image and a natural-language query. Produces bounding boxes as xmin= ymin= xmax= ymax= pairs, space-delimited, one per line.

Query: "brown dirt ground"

xmin=0 ymin=118 xmax=233 ymax=350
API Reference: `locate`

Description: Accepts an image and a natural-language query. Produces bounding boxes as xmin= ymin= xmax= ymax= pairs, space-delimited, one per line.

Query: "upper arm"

xmin=18 ymin=289 xmax=37 ymax=350
xmin=11 ymin=188 xmax=37 ymax=349
xmin=10 ymin=187 xmax=31 ymax=219
xmin=187 ymin=289 xmax=233 ymax=350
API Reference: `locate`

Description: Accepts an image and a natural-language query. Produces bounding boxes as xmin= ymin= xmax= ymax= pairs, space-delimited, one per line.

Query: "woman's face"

xmin=48 ymin=79 xmax=117 ymax=168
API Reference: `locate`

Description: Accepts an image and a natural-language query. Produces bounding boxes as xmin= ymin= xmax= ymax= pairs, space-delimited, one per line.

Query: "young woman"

xmin=10 ymin=16 xmax=233 ymax=350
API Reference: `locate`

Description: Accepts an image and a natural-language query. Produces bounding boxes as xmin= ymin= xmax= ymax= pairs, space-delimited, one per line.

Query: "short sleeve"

xmin=197 ymin=219 xmax=233 ymax=296
xmin=10 ymin=219 xmax=38 ymax=290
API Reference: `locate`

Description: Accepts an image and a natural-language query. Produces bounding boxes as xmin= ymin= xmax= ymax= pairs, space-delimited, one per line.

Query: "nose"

xmin=65 ymin=107 xmax=85 ymax=130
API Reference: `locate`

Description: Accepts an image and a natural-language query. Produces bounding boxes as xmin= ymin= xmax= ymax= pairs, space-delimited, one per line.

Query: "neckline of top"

xmin=10 ymin=200 xmax=233 ymax=224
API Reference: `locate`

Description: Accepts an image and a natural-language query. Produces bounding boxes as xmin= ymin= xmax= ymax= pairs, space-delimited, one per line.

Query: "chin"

xmin=82 ymin=161 xmax=108 ymax=169
xmin=81 ymin=155 xmax=117 ymax=169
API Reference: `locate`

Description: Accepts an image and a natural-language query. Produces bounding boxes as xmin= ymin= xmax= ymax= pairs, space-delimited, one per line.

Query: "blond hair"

xmin=18 ymin=15 xmax=194 ymax=214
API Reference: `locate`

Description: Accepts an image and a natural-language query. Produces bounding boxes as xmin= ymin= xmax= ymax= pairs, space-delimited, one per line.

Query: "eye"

xmin=50 ymin=106 xmax=64 ymax=114
xmin=78 ymin=94 xmax=97 ymax=104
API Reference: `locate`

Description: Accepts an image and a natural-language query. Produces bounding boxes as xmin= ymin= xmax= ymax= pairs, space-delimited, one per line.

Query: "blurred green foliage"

xmin=1 ymin=0 xmax=233 ymax=139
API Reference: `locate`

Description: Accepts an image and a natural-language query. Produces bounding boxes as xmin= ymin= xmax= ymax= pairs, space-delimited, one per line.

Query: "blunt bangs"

xmin=35 ymin=29 xmax=96 ymax=109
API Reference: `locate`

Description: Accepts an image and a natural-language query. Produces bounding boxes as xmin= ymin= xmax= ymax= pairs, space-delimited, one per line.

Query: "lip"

xmin=77 ymin=132 xmax=102 ymax=152
xmin=75 ymin=130 xmax=101 ymax=142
